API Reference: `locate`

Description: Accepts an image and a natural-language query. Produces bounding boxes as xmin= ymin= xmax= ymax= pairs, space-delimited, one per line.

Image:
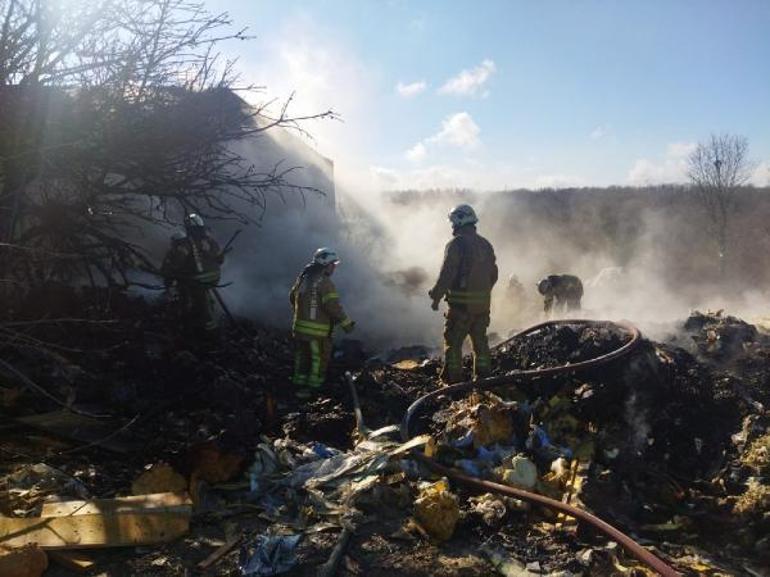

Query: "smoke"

xmin=136 ymin=110 xmax=770 ymax=354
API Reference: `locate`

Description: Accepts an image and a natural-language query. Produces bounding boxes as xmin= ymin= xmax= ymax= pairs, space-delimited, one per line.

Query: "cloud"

xmin=438 ymin=59 xmax=496 ymax=97
xmin=666 ymin=141 xmax=697 ymax=158
xmin=427 ymin=112 xmax=481 ymax=148
xmin=590 ymin=125 xmax=610 ymax=140
xmin=396 ymin=80 xmax=427 ymax=98
xmin=627 ymin=141 xmax=696 ymax=185
xmin=751 ymin=161 xmax=770 ymax=186
xmin=405 ymin=141 xmax=427 ymax=162
xmin=404 ymin=112 xmax=481 ymax=163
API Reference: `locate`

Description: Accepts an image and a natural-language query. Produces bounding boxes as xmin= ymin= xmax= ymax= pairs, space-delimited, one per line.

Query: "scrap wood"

xmin=316 ymin=525 xmax=354 ymax=577
xmin=0 ymin=543 xmax=48 ymax=577
xmin=1 ymin=492 xmax=192 ymax=549
xmin=0 ymin=510 xmax=190 ymax=549
xmin=40 ymin=491 xmax=192 ymax=517
xmin=196 ymin=535 xmax=241 ymax=571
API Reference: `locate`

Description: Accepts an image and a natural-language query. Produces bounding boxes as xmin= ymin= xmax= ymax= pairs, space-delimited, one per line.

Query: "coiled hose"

xmin=400 ymin=319 xmax=681 ymax=577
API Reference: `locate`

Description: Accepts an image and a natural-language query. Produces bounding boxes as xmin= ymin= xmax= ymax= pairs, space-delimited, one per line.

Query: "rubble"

xmin=1 ymin=293 xmax=770 ymax=575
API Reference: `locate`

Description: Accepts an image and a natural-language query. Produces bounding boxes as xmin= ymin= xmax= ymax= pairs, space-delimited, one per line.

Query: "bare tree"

xmin=686 ymin=133 xmax=756 ymax=278
xmin=0 ymin=0 xmax=336 ymax=290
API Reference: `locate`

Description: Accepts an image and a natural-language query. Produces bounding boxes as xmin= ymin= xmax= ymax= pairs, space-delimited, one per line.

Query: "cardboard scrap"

xmin=131 ymin=463 xmax=187 ymax=496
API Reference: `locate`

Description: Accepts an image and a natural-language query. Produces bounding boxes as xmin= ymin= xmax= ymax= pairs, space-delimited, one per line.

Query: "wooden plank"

xmin=48 ymin=550 xmax=96 ymax=572
xmin=0 ymin=511 xmax=190 ymax=549
xmin=196 ymin=536 xmax=240 ymax=571
xmin=15 ymin=411 xmax=140 ymax=453
xmin=40 ymin=492 xmax=191 ymax=517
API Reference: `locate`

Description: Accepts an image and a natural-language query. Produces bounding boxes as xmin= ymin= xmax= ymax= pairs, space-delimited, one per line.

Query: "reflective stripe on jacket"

xmin=162 ymin=235 xmax=223 ymax=287
xmin=290 ymin=266 xmax=353 ymax=340
xmin=431 ymin=225 xmax=498 ymax=313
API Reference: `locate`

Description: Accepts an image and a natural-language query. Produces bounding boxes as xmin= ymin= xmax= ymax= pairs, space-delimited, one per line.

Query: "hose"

xmin=399 ymin=319 xmax=682 ymax=577
xmin=401 ymin=319 xmax=641 ymax=441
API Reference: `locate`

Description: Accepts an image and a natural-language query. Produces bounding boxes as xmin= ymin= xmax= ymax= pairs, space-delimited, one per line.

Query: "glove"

xmin=428 ymin=288 xmax=440 ymax=311
xmin=343 ymin=320 xmax=356 ymax=333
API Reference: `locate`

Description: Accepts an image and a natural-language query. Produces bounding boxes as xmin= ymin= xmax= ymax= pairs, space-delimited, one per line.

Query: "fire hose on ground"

xmin=398 ymin=319 xmax=682 ymax=577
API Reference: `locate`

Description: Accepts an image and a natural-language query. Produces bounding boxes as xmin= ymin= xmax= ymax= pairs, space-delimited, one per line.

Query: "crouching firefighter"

xmin=537 ymin=274 xmax=583 ymax=316
xmin=289 ymin=248 xmax=355 ymax=399
xmin=429 ymin=204 xmax=498 ymax=384
xmin=161 ymin=213 xmax=224 ymax=334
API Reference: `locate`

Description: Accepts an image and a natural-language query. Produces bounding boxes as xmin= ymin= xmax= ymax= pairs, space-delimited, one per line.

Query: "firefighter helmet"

xmin=184 ymin=213 xmax=205 ymax=229
xmin=448 ymin=204 xmax=478 ymax=228
xmin=313 ymin=247 xmax=340 ymax=266
xmin=537 ymin=278 xmax=552 ymax=295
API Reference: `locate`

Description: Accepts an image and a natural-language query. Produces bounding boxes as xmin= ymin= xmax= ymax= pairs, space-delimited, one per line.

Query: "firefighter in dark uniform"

xmin=429 ymin=204 xmax=498 ymax=383
xmin=161 ymin=213 xmax=224 ymax=334
xmin=537 ymin=274 xmax=583 ymax=315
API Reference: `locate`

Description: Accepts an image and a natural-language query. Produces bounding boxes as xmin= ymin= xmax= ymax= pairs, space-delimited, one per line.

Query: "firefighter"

xmin=289 ymin=247 xmax=355 ymax=399
xmin=429 ymin=204 xmax=498 ymax=383
xmin=161 ymin=213 xmax=224 ymax=334
xmin=537 ymin=274 xmax=583 ymax=315
xmin=506 ymin=274 xmax=525 ymax=303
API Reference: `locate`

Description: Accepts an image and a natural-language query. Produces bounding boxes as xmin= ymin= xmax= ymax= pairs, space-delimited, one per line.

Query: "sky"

xmin=208 ymin=0 xmax=770 ymax=192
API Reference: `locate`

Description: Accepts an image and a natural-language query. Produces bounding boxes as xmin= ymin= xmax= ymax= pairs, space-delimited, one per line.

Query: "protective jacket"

xmin=162 ymin=234 xmax=223 ymax=287
xmin=290 ymin=265 xmax=353 ymax=340
xmin=430 ymin=225 xmax=498 ymax=313
xmin=540 ymin=274 xmax=583 ymax=312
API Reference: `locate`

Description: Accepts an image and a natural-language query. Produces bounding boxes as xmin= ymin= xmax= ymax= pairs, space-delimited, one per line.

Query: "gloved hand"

xmin=343 ymin=320 xmax=356 ymax=333
xmin=428 ymin=289 xmax=440 ymax=311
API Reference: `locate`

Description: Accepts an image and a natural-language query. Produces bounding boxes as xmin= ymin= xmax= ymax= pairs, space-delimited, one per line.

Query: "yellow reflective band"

xmin=294 ymin=325 xmax=329 ymax=337
xmin=321 ymin=292 xmax=340 ymax=304
xmin=447 ymin=290 xmax=490 ymax=303
xmin=340 ymin=317 xmax=354 ymax=328
xmin=194 ymin=272 xmax=220 ymax=281
xmin=295 ymin=319 xmax=330 ymax=330
xmin=309 ymin=340 xmax=322 ymax=384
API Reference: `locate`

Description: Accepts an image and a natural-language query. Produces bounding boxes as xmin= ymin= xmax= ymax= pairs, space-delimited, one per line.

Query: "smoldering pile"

xmin=1 ymin=299 xmax=769 ymax=576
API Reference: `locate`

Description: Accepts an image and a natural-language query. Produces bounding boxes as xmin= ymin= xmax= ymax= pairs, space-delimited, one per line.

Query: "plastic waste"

xmin=248 ymin=444 xmax=278 ymax=493
xmin=310 ymin=442 xmax=339 ymax=459
xmin=455 ymin=459 xmax=482 ymax=477
xmin=500 ymin=454 xmax=538 ymax=490
xmin=239 ymin=534 xmax=301 ymax=576
xmin=526 ymin=425 xmax=573 ymax=459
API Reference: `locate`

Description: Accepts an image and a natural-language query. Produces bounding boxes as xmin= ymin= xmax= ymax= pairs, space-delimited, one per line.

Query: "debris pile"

xmin=1 ymin=297 xmax=769 ymax=576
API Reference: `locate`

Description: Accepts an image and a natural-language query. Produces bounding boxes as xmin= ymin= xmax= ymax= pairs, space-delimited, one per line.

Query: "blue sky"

xmin=209 ymin=0 xmax=770 ymax=190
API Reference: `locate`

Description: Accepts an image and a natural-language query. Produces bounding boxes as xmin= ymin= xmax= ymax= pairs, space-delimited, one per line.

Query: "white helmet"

xmin=184 ymin=213 xmax=205 ymax=229
xmin=448 ymin=204 xmax=478 ymax=228
xmin=313 ymin=247 xmax=340 ymax=266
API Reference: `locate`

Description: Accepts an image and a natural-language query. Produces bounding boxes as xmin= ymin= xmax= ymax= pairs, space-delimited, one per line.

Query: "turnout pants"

xmin=292 ymin=337 xmax=332 ymax=392
xmin=441 ymin=307 xmax=491 ymax=383
xmin=179 ymin=284 xmax=217 ymax=332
